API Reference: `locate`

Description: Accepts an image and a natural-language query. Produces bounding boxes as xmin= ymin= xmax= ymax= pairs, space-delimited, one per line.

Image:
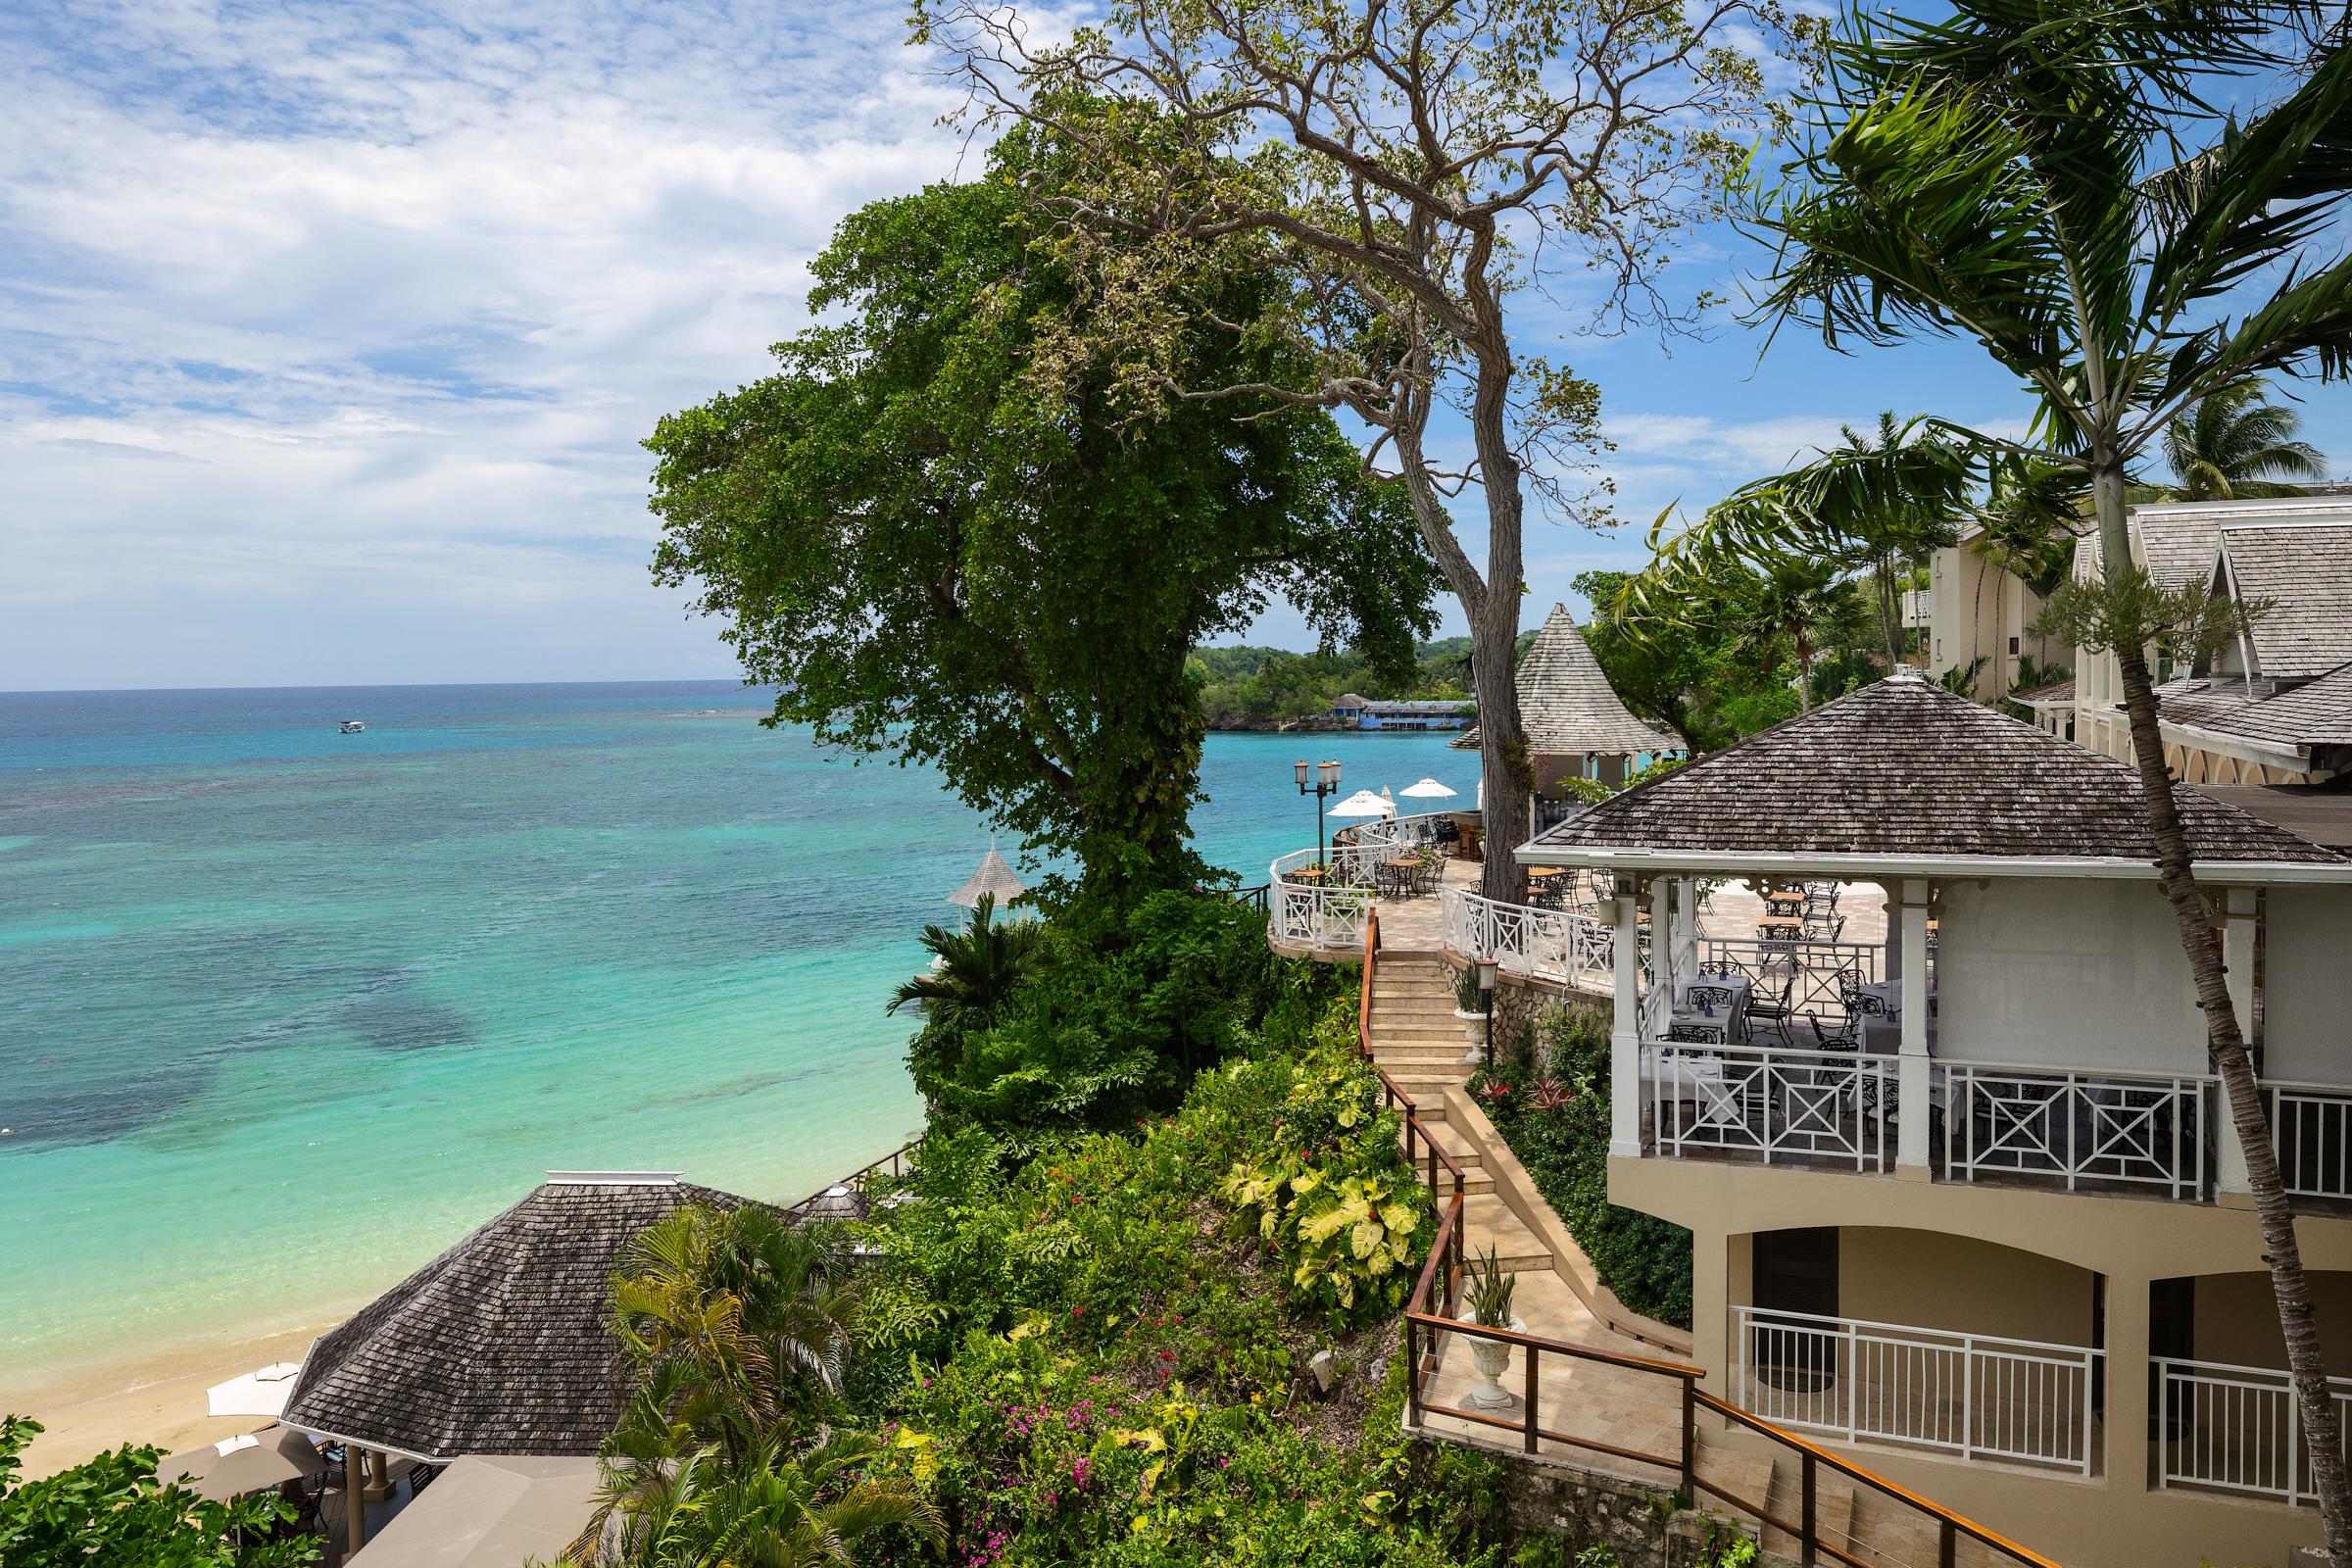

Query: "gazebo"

xmin=280 ymin=1172 xmax=757 ymax=1555
xmin=1455 ymin=602 xmax=1682 ymax=809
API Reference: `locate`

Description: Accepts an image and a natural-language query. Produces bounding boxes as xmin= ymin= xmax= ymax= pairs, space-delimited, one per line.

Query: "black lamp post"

xmin=1296 ymin=758 xmax=1342 ymax=865
xmin=1478 ymin=956 xmax=1498 ymax=1071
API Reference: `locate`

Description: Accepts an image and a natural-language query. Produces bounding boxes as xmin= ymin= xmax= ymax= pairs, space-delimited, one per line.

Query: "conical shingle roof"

xmin=1456 ymin=604 xmax=1678 ymax=756
xmin=280 ymin=1175 xmax=758 ymax=1461
xmin=1526 ymin=675 xmax=2343 ymax=869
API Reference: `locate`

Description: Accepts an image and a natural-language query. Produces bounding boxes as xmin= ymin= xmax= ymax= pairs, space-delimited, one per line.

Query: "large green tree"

xmin=916 ymin=0 xmax=1817 ymax=904
xmin=1750 ymin=5 xmax=2352 ymax=1550
xmin=0 ymin=1419 xmax=314 ymax=1568
xmin=649 ymin=130 xmax=1439 ymax=906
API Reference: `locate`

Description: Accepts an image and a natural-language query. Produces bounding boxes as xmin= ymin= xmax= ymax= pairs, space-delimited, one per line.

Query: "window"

xmin=2008 ymin=636 xmax=2020 ymax=656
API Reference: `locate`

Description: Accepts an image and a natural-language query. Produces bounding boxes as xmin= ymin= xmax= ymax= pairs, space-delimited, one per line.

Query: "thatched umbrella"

xmin=947 ymin=844 xmax=1025 ymax=909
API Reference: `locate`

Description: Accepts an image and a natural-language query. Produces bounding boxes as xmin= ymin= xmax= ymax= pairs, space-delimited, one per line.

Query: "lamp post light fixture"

xmin=1297 ymin=758 xmax=1342 ymax=865
xmin=1477 ymin=956 xmax=1499 ymax=1071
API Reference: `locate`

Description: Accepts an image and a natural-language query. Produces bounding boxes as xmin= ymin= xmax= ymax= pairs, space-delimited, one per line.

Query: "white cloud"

xmin=0 ymin=1 xmax=973 ymax=688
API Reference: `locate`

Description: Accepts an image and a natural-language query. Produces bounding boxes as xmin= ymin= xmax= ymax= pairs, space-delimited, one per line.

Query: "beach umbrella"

xmin=947 ymin=844 xmax=1025 ymax=909
xmin=208 ymin=1359 xmax=304 ymax=1419
xmin=157 ymin=1426 xmax=327 ymax=1502
xmin=1399 ymin=777 xmax=1458 ymax=801
xmin=1330 ymin=788 xmax=1394 ymax=819
xmin=345 ymin=1454 xmax=602 ymax=1568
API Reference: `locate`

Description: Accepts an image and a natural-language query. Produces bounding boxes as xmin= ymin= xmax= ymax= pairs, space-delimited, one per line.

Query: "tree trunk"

xmin=1471 ymin=598 xmax=1532 ymax=905
xmin=2096 ymin=453 xmax=2352 ymax=1563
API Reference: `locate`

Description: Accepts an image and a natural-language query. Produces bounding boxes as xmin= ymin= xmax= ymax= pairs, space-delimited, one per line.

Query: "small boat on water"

xmin=338 ymin=719 xmax=367 ymax=734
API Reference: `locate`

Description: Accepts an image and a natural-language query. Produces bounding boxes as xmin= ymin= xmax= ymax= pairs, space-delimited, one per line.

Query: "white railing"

xmin=1645 ymin=1042 xmax=1892 ymax=1172
xmin=1735 ymin=1307 xmax=2101 ymax=1476
xmin=1344 ymin=808 xmax=1473 ymax=851
xmin=2156 ymin=1356 xmax=2352 ymax=1506
xmin=1439 ymin=885 xmax=1614 ymax=991
xmin=1269 ymin=876 xmax=1374 ymax=952
xmin=2264 ymin=1082 xmax=2352 ymax=1202
xmin=1696 ymin=935 xmax=1884 ymax=1012
xmin=1271 ymin=843 xmax=1392 ymax=886
xmin=1941 ymin=1061 xmax=2214 ymax=1200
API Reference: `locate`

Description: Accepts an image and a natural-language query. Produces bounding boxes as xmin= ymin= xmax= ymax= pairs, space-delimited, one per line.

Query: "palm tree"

xmin=1625 ymin=412 xmax=1969 ymax=669
xmin=1751 ymin=7 xmax=2352 ymax=1551
xmin=573 ymin=1430 xmax=940 ymax=1568
xmin=2158 ymin=379 xmax=2328 ymax=500
xmin=888 ymin=892 xmax=1043 ymax=1039
xmin=1729 ymin=559 xmax=1850 ymax=709
xmin=607 ymin=1203 xmax=859 ymax=1460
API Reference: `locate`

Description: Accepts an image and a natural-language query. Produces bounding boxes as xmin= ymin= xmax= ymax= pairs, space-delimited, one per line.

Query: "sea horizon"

xmin=0 ymin=681 xmax=1475 ymax=1403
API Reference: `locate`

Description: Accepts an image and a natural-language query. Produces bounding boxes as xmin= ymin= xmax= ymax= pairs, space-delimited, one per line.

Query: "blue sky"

xmin=3 ymin=2 xmax=2346 ymax=691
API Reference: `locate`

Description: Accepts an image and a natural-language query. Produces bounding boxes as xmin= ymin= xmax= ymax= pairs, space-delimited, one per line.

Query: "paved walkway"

xmin=1364 ymin=940 xmax=2006 ymax=1568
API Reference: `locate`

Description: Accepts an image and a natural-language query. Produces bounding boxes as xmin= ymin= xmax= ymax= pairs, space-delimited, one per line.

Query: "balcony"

xmin=2155 ymin=1356 xmax=2352 ymax=1507
xmin=1732 ymin=1305 xmax=2102 ymax=1476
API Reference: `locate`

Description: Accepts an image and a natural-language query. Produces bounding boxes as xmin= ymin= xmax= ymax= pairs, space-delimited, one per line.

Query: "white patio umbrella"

xmin=207 ymin=1360 xmax=304 ymax=1419
xmin=157 ymin=1426 xmax=327 ymax=1502
xmin=1398 ymin=777 xmax=1458 ymax=801
xmin=1329 ymin=788 xmax=1395 ymax=819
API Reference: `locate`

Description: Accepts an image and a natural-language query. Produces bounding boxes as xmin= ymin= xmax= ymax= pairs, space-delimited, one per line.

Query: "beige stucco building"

xmin=1513 ymin=674 xmax=2352 ymax=1568
xmin=1927 ymin=530 xmax=2066 ymax=700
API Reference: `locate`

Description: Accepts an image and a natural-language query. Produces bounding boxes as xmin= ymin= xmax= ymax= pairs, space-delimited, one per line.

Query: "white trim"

xmin=1512 ymin=844 xmax=2352 ymax=884
xmin=274 ymin=1420 xmax=453 ymax=1468
xmin=2159 ymin=719 xmax=2315 ymax=774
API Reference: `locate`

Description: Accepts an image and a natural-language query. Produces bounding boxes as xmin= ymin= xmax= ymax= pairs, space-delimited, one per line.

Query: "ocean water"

xmin=0 ymin=682 xmax=1474 ymax=1399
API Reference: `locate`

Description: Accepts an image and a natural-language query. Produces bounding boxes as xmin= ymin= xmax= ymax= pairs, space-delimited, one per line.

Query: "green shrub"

xmin=1476 ymin=1005 xmax=1693 ymax=1327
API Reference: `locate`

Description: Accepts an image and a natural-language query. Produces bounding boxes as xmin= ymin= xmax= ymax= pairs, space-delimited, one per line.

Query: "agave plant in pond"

xmin=1461 ymin=1244 xmax=1522 ymax=1411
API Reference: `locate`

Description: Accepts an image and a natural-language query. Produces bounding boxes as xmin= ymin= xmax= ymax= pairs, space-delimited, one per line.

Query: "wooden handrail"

xmin=1696 ymin=1393 xmax=2064 ymax=1568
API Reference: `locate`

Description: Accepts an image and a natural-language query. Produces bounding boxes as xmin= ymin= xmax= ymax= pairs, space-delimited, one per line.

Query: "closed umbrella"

xmin=157 ymin=1426 xmax=327 ymax=1501
xmin=208 ymin=1360 xmax=304 ymax=1419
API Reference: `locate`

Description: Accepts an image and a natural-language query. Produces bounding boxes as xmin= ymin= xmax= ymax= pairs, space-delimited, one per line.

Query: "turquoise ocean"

xmin=0 ymin=682 xmax=1474 ymax=1401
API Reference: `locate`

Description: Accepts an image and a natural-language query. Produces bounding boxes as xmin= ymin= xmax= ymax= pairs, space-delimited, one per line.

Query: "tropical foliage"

xmin=902 ymin=888 xmax=1309 ymax=1158
xmin=0 ymin=1418 xmax=315 ymax=1568
xmin=2148 ymin=378 xmax=2328 ymax=501
xmin=892 ymin=894 xmax=1046 ymax=1096
xmin=648 ymin=124 xmax=1439 ymax=909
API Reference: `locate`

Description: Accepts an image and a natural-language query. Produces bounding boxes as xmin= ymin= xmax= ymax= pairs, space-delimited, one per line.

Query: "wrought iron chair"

xmin=1743 ymin=969 xmax=1799 ymax=1046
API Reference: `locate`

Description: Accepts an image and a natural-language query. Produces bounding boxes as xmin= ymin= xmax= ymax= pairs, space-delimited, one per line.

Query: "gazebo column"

xmin=1897 ymin=878 xmax=1933 ymax=1178
xmin=1649 ymin=877 xmax=1674 ymax=1018
xmin=2217 ymin=885 xmax=2259 ymax=1204
xmin=1610 ymin=876 xmax=1644 ymax=1157
xmin=346 ymin=1444 xmax=368 ymax=1555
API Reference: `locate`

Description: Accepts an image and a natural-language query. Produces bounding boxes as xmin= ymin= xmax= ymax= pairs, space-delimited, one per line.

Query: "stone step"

xmin=1372 ymin=1022 xmax=1475 ymax=1044
xmin=1374 ymin=979 xmax=1460 ymax=1000
xmin=1372 ymin=1041 xmax=1476 ymax=1065
xmin=1693 ymin=1432 xmax=1777 ymax=1538
xmin=1459 ymin=1193 xmax=1551 ymax=1273
xmin=1760 ymin=1457 xmax=1856 ymax=1563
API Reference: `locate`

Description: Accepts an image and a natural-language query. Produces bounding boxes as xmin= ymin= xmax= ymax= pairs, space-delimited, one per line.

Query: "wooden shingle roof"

xmin=1467 ymin=604 xmax=1677 ymax=757
xmin=1523 ymin=675 xmax=2343 ymax=871
xmin=2221 ymin=520 xmax=2352 ymax=681
xmin=281 ymin=1176 xmax=754 ymax=1461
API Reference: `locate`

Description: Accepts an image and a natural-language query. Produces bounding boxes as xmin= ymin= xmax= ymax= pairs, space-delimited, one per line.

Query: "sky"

xmin=3 ymin=2 xmax=2347 ymax=692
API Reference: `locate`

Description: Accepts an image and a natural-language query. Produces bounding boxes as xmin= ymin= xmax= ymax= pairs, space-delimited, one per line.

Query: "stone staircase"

xmin=1365 ymin=948 xmax=1948 ymax=1568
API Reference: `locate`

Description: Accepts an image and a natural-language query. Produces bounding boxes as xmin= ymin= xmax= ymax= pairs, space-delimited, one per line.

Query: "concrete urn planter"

xmin=1463 ymin=1315 xmax=1525 ymax=1410
xmin=1452 ymin=1006 xmax=1488 ymax=1047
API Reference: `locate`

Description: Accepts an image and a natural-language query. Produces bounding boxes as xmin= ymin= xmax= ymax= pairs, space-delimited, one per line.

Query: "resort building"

xmin=1513 ymin=673 xmax=2352 ymax=1568
xmin=1455 ymin=603 xmax=1683 ymax=823
xmin=2070 ymin=496 xmax=2352 ymax=784
xmin=1331 ymin=693 xmax=1475 ymax=731
xmin=1926 ymin=528 xmax=2065 ymax=700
